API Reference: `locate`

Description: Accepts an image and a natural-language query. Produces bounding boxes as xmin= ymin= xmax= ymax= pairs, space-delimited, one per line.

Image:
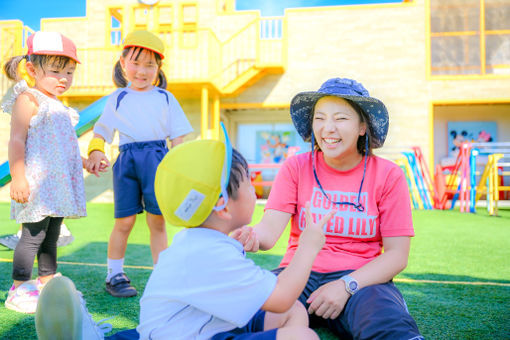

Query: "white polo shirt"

xmin=137 ymin=228 xmax=277 ymax=340
xmin=94 ymin=86 xmax=192 ymax=146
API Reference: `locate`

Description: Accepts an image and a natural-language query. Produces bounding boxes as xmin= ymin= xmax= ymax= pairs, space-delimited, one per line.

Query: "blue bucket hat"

xmin=290 ymin=78 xmax=389 ymax=148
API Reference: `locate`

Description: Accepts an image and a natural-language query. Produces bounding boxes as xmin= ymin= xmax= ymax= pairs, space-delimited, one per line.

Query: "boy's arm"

xmin=231 ymin=209 xmax=291 ymax=252
xmin=170 ymin=135 xmax=185 ymax=148
xmin=260 ymin=204 xmax=334 ymax=313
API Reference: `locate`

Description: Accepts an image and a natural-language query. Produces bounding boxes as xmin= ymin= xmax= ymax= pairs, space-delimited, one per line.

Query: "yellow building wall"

xmin=225 ymin=2 xmax=430 ymax=153
xmin=224 ymin=0 xmax=510 ymax=164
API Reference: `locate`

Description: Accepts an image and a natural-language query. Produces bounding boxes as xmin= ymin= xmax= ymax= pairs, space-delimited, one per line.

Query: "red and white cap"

xmin=27 ymin=32 xmax=80 ymax=63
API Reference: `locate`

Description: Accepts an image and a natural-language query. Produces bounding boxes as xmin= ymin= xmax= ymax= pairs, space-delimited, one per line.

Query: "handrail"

xmin=0 ymin=17 xmax=284 ymax=98
xmin=222 ymin=17 xmax=259 ymax=45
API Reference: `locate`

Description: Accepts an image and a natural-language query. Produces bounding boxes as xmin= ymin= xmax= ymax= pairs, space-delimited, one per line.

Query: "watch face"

xmin=349 ymin=281 xmax=358 ymax=291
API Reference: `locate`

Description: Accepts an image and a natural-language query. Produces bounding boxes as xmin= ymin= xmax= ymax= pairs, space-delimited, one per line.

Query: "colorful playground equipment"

xmin=435 ymin=143 xmax=473 ymax=212
xmin=472 ymin=143 xmax=510 ymax=215
xmin=435 ymin=142 xmax=510 ymax=215
xmin=376 ymin=146 xmax=435 ymax=210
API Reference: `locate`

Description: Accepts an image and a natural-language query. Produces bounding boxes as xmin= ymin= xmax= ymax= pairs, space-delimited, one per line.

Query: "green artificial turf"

xmin=0 ymin=203 xmax=509 ymax=339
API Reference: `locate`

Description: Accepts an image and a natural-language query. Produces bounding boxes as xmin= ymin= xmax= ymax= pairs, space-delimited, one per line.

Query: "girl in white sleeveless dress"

xmin=2 ymin=31 xmax=90 ymax=313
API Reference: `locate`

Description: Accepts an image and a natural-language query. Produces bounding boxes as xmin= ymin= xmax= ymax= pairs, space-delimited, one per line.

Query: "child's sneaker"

xmin=5 ymin=281 xmax=39 ymax=314
xmin=105 ymin=272 xmax=137 ymax=297
xmin=36 ymin=272 xmax=62 ymax=292
xmin=56 ymin=223 xmax=74 ymax=247
xmin=0 ymin=233 xmax=20 ymax=250
xmin=36 ymin=276 xmax=112 ymax=340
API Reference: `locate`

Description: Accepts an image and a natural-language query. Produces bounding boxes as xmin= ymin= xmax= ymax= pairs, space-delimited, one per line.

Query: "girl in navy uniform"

xmin=87 ymin=30 xmax=192 ymax=297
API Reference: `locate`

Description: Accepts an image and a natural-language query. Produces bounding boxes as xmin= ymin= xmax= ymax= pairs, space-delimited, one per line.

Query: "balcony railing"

xmin=0 ymin=17 xmax=285 ymax=99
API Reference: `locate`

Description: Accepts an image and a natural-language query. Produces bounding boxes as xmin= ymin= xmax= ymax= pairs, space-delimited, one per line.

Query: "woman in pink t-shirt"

xmin=233 ymin=78 xmax=423 ymax=339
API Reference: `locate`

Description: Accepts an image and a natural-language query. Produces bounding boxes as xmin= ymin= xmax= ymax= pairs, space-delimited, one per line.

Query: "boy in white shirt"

xmin=136 ymin=127 xmax=334 ymax=340
xmin=35 ymin=126 xmax=334 ymax=340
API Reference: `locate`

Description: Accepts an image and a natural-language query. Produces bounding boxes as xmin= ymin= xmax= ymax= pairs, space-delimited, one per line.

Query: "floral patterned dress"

xmin=2 ymin=81 xmax=86 ymax=223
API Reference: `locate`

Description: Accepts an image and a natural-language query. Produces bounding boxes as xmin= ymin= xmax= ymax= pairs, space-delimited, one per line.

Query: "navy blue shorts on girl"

xmin=113 ymin=140 xmax=168 ymax=218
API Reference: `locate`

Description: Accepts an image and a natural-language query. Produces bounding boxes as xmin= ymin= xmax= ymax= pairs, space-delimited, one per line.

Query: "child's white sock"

xmin=106 ymin=258 xmax=124 ymax=282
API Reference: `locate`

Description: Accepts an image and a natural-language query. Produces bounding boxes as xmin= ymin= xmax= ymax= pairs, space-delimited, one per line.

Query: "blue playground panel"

xmin=402 ymin=151 xmax=433 ymax=210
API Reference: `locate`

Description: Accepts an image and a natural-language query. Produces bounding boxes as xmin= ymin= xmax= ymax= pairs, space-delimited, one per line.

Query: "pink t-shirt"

xmin=265 ymin=151 xmax=414 ymax=273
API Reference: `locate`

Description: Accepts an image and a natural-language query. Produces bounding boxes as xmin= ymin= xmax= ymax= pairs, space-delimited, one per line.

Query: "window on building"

xmin=110 ymin=8 xmax=123 ymax=45
xmin=430 ymin=0 xmax=510 ymax=76
xmin=180 ymin=3 xmax=198 ymax=48
xmin=156 ymin=5 xmax=173 ymax=47
xmin=133 ymin=7 xmax=149 ymax=30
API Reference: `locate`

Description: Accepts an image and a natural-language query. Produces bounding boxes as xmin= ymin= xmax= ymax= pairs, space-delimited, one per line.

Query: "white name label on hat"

xmin=33 ymin=32 xmax=64 ymax=52
xmin=175 ymin=189 xmax=205 ymax=221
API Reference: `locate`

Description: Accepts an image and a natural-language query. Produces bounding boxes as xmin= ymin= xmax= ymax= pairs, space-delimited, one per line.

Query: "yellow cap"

xmin=123 ymin=30 xmax=165 ymax=59
xmin=155 ymin=136 xmax=232 ymax=227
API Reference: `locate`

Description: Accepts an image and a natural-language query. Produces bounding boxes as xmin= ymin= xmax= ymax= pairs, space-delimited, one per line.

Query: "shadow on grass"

xmin=58 ymin=242 xmax=153 ymax=267
xmin=2 ymin=261 xmax=510 ymax=339
xmin=399 ymin=272 xmax=510 ymax=284
xmin=396 ymin=280 xmax=510 ymax=339
xmin=0 ymin=313 xmax=36 ymax=340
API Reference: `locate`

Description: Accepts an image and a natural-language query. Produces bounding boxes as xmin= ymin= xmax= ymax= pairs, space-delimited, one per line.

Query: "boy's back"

xmin=137 ymin=227 xmax=276 ymax=340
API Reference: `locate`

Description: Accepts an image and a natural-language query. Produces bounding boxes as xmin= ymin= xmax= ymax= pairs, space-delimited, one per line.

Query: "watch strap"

xmin=340 ymin=275 xmax=359 ymax=295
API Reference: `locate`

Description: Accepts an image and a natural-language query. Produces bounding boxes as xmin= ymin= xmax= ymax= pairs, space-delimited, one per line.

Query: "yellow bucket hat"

xmin=155 ymin=124 xmax=232 ymax=227
xmin=123 ymin=30 xmax=165 ymax=59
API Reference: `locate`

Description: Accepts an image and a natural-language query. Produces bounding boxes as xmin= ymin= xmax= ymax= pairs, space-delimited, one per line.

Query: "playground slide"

xmin=0 ymin=96 xmax=109 ymax=187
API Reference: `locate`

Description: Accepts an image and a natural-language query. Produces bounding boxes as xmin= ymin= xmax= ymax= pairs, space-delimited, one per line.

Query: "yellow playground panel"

xmin=475 ymin=153 xmax=510 ymax=216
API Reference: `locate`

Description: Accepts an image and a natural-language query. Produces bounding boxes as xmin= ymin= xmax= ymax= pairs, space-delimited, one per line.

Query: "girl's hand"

xmin=87 ymin=151 xmax=110 ymax=177
xmin=307 ymin=279 xmax=350 ymax=319
xmin=10 ymin=177 xmax=30 ymax=204
xmin=230 ymin=226 xmax=260 ymax=252
xmin=98 ymin=162 xmax=108 ymax=173
xmin=82 ymin=157 xmax=89 ymax=170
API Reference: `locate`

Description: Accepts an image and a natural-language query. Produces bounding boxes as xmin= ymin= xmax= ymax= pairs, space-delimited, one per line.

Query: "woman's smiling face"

xmin=312 ymin=96 xmax=366 ymax=170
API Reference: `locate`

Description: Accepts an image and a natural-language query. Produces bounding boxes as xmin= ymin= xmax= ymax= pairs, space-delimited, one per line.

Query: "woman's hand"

xmin=230 ymin=226 xmax=260 ymax=252
xmin=307 ymin=279 xmax=350 ymax=319
xmin=87 ymin=151 xmax=110 ymax=177
xmin=10 ymin=176 xmax=30 ymax=203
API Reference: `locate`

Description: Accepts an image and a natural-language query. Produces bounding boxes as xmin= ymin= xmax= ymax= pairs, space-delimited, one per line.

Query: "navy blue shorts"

xmin=272 ymin=268 xmax=424 ymax=340
xmin=212 ymin=309 xmax=277 ymax=340
xmin=105 ymin=310 xmax=276 ymax=340
xmin=113 ymin=140 xmax=168 ymax=218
